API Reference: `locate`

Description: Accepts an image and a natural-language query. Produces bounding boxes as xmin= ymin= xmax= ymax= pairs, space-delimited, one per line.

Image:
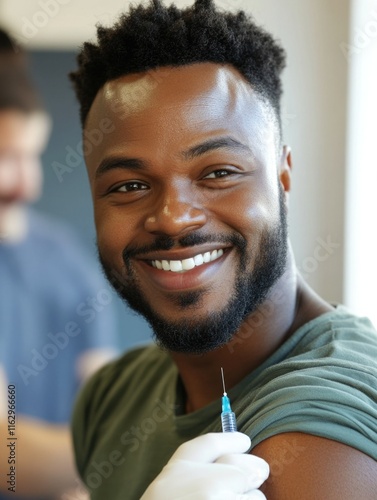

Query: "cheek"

xmin=95 ymin=204 xmax=140 ymax=266
xmin=210 ymin=180 xmax=279 ymax=237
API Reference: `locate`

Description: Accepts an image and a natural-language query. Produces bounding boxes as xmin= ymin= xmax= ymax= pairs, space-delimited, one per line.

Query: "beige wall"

xmin=0 ymin=0 xmax=351 ymax=303
xmin=246 ymin=0 xmax=350 ymax=304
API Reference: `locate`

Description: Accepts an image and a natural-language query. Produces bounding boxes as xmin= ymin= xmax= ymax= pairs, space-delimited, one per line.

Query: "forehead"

xmin=85 ymin=63 xmax=278 ymax=169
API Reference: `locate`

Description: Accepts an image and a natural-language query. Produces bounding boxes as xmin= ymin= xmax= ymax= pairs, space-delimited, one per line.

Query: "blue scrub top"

xmin=0 ymin=209 xmax=119 ymax=423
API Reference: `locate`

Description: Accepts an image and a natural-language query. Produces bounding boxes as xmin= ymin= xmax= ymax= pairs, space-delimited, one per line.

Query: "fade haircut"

xmin=70 ymin=0 xmax=286 ymax=128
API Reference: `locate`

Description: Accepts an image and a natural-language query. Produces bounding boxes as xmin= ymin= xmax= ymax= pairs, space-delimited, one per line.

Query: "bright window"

xmin=344 ymin=0 xmax=377 ymax=328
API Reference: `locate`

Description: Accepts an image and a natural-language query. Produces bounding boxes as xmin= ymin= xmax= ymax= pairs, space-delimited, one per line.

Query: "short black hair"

xmin=0 ymin=27 xmax=44 ymax=113
xmin=70 ymin=0 xmax=286 ymax=128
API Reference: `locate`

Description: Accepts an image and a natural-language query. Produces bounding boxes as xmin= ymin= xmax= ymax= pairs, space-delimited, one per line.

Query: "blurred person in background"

xmin=0 ymin=27 xmax=119 ymax=499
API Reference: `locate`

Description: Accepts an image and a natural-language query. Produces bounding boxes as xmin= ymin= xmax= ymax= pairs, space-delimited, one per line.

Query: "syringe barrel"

xmin=221 ymin=411 xmax=237 ymax=432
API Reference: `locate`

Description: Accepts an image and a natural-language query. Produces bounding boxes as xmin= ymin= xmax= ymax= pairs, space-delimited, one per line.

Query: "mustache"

xmin=122 ymin=231 xmax=247 ymax=262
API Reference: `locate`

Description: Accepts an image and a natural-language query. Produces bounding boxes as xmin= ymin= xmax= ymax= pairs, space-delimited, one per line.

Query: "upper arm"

xmin=252 ymin=432 xmax=377 ymax=500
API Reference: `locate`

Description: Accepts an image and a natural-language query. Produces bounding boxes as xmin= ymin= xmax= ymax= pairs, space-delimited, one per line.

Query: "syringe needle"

xmin=221 ymin=367 xmax=226 ymax=395
xmin=220 ymin=368 xmax=237 ymax=432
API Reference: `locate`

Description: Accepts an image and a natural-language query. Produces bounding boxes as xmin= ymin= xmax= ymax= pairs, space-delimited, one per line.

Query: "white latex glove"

xmin=140 ymin=432 xmax=269 ymax=500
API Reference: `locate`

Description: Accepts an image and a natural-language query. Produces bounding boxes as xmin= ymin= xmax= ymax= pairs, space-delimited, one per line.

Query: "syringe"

xmin=220 ymin=367 xmax=237 ymax=432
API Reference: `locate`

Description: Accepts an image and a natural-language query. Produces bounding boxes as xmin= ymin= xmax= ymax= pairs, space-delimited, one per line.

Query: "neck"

xmin=170 ymin=246 xmax=331 ymax=413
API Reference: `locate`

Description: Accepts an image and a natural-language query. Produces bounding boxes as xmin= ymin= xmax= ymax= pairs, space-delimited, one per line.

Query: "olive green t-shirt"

xmin=72 ymin=306 xmax=377 ymax=499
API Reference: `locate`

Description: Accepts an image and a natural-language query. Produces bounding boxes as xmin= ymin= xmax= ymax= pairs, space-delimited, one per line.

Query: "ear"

xmin=279 ymin=145 xmax=292 ymax=204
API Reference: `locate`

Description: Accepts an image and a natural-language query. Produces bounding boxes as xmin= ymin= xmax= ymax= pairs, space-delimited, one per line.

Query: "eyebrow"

xmin=95 ymin=136 xmax=253 ymax=179
xmin=181 ymin=136 xmax=253 ymax=161
xmin=95 ymin=157 xmax=147 ymax=179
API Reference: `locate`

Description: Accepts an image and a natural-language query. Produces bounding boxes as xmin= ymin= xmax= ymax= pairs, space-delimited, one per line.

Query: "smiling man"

xmin=70 ymin=1 xmax=377 ymax=498
xmin=92 ymin=62 xmax=290 ymax=357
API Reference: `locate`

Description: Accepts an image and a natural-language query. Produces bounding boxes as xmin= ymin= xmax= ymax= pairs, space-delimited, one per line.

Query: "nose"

xmin=143 ymin=183 xmax=207 ymax=237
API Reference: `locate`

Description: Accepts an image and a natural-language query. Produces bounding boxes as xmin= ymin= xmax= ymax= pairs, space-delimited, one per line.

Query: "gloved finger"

xmin=215 ymin=453 xmax=269 ymax=488
xmin=246 ymin=489 xmax=267 ymax=499
xmin=164 ymin=460 xmax=264 ymax=495
xmin=180 ymin=489 xmax=267 ymax=500
xmin=171 ymin=432 xmax=251 ymax=463
xmin=243 ymin=490 xmax=267 ymax=500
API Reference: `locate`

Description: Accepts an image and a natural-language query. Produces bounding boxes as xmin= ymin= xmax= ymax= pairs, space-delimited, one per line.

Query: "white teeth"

xmin=170 ymin=260 xmax=182 ymax=272
xmin=151 ymin=248 xmax=225 ymax=273
xmin=182 ymin=258 xmax=196 ymax=270
xmin=194 ymin=254 xmax=204 ymax=266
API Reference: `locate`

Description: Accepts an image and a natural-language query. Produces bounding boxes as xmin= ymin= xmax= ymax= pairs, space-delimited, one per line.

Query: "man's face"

xmin=85 ymin=63 xmax=290 ymax=353
xmin=0 ymin=111 xmax=49 ymax=223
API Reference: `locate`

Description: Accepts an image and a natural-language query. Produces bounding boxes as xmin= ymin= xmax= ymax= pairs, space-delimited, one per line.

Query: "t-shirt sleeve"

xmin=239 ymin=334 xmax=377 ymax=460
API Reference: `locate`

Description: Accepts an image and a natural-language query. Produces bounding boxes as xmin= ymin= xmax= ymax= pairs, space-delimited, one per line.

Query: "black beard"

xmin=99 ymin=184 xmax=288 ymax=354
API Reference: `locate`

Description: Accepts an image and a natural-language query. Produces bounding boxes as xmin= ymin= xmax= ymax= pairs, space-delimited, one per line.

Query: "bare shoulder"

xmin=252 ymin=432 xmax=377 ymax=500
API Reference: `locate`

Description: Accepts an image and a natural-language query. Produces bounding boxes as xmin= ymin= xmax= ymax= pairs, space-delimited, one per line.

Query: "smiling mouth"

xmin=149 ymin=248 xmax=225 ymax=273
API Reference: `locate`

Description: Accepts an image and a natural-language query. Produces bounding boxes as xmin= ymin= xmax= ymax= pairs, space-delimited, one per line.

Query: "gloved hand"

xmin=140 ymin=432 xmax=269 ymax=499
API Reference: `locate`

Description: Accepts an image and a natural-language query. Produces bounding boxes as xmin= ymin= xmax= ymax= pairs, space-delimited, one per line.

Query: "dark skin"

xmin=85 ymin=62 xmax=377 ymax=498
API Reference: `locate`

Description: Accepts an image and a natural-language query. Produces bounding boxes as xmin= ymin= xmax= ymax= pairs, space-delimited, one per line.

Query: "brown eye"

xmin=114 ymin=182 xmax=149 ymax=192
xmin=203 ymin=169 xmax=233 ymax=179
